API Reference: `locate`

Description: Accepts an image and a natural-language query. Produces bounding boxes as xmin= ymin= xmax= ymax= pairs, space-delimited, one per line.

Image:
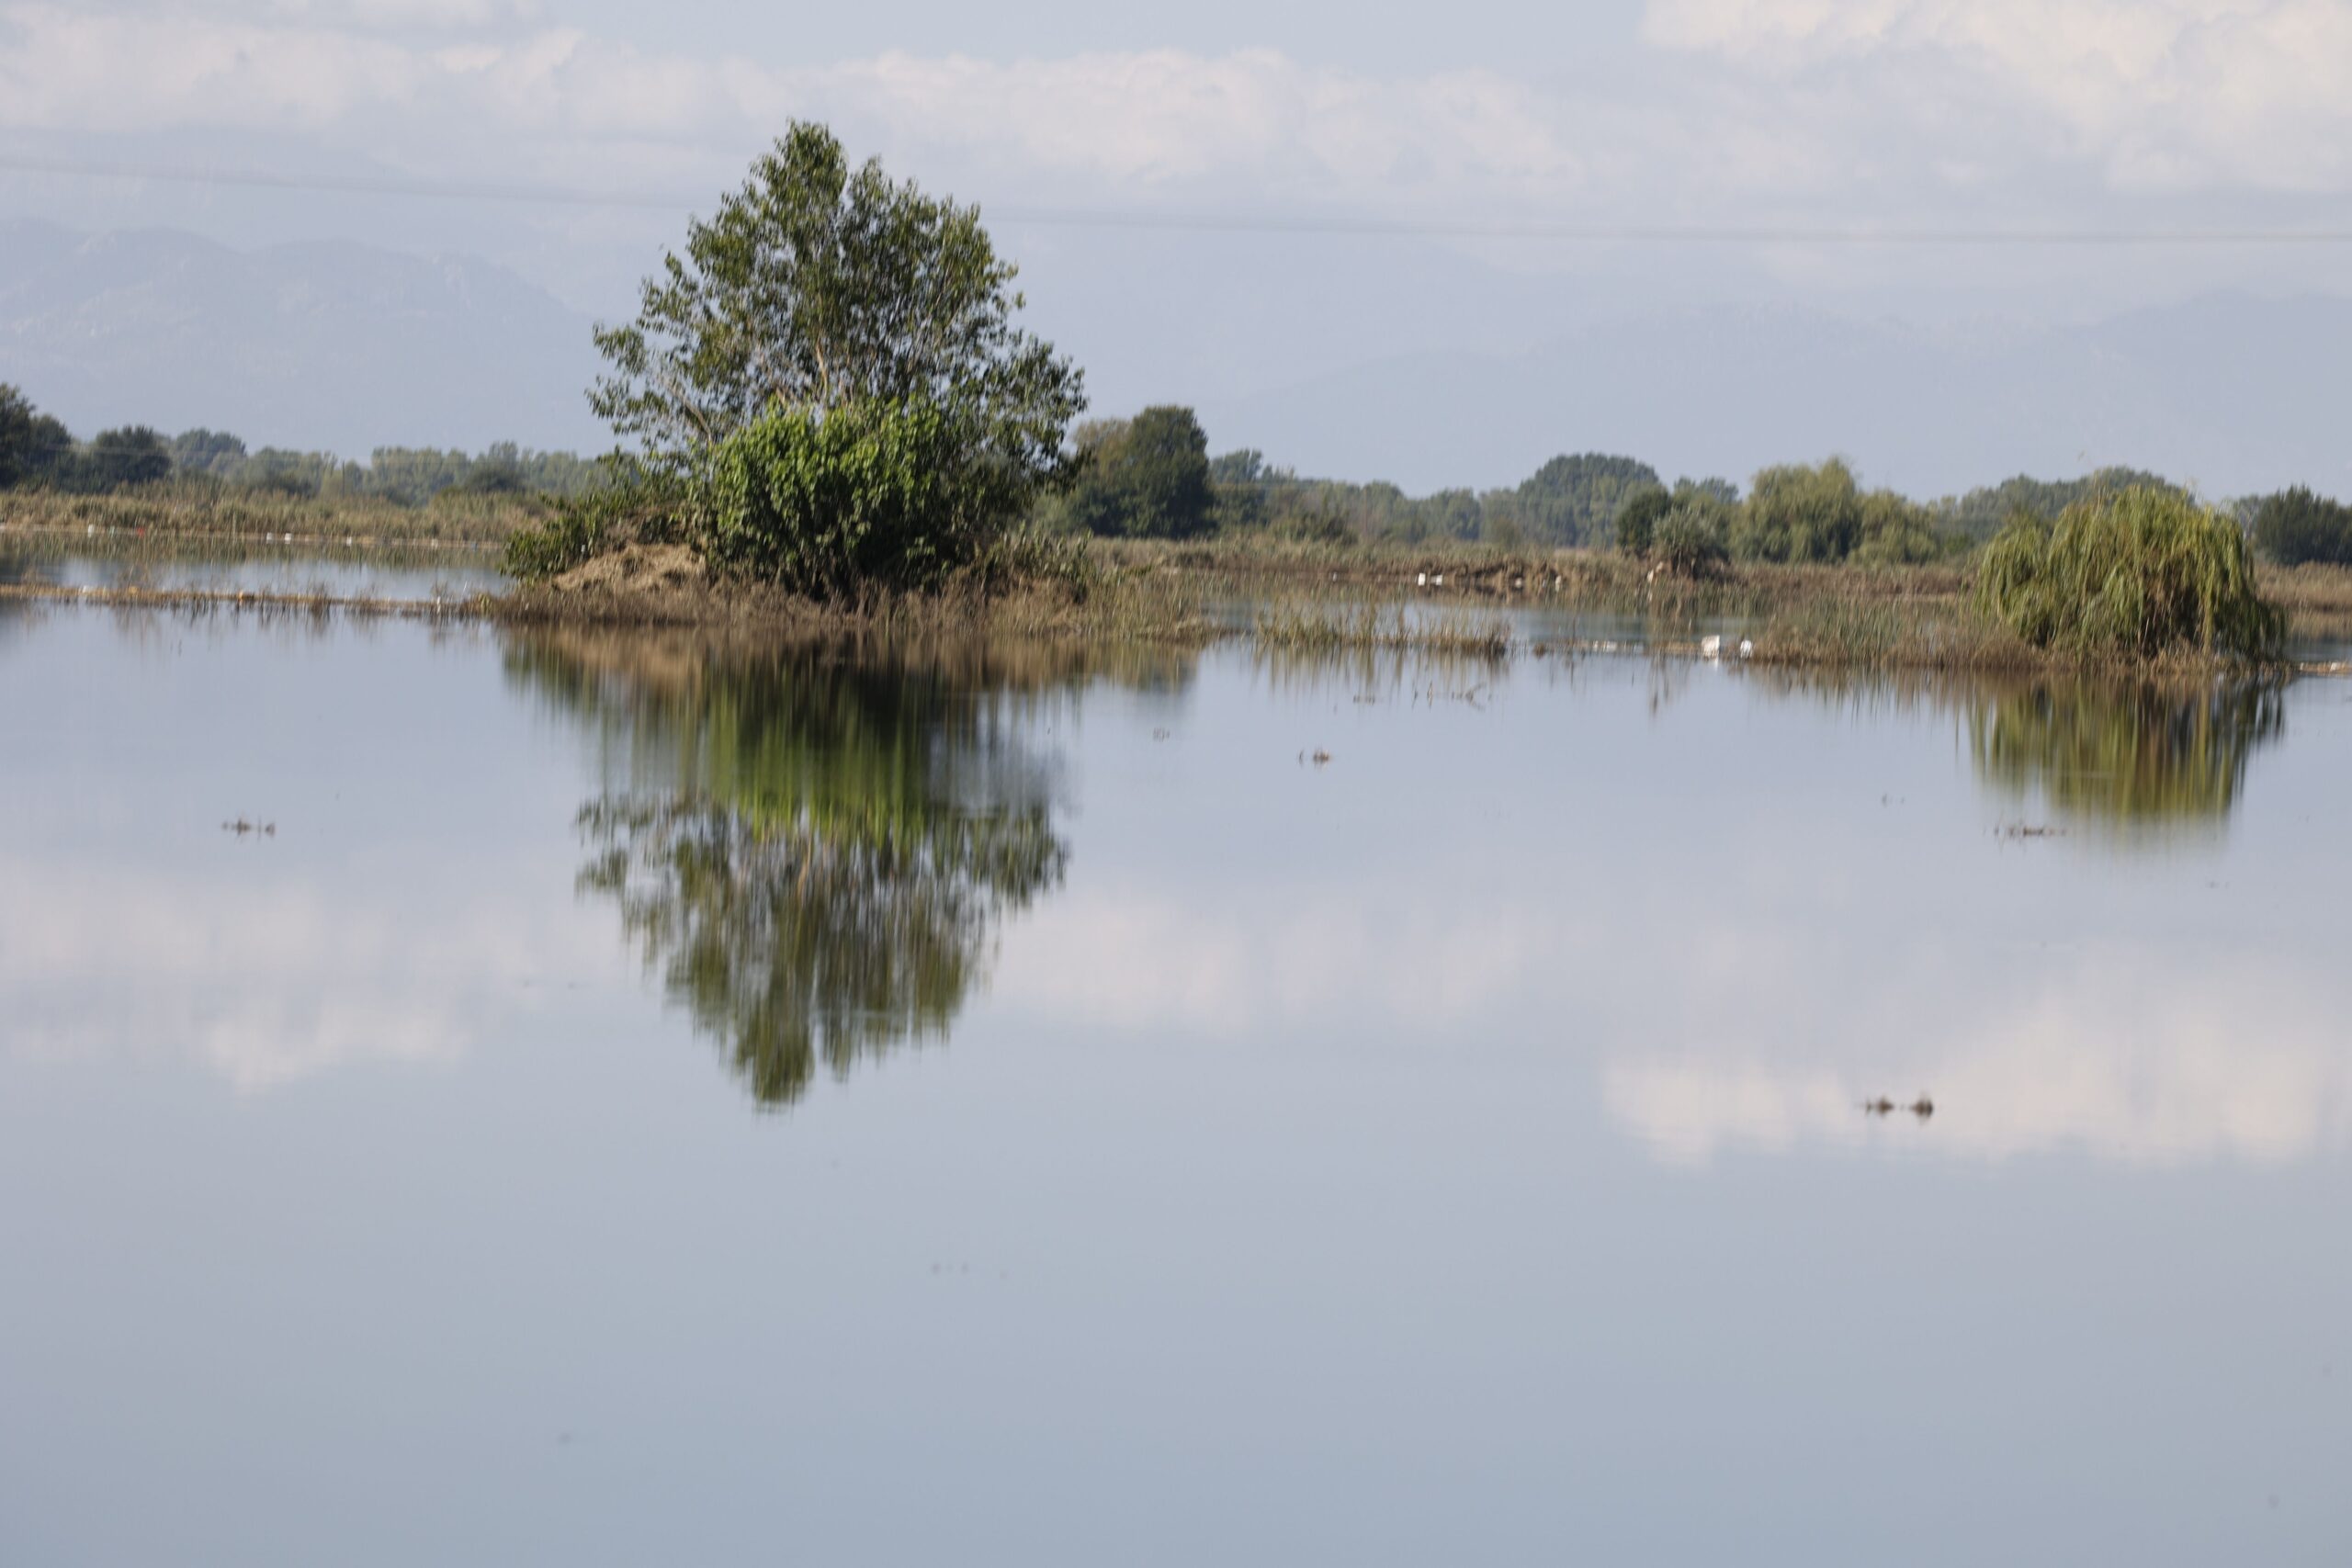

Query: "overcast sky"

xmin=6 ymin=1 xmax=2352 ymax=478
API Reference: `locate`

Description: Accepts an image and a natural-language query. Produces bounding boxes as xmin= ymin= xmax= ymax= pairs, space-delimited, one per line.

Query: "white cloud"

xmin=0 ymin=9 xmax=1586 ymax=205
xmin=1644 ymin=0 xmax=2352 ymax=191
xmin=7 ymin=0 xmax=2352 ymax=222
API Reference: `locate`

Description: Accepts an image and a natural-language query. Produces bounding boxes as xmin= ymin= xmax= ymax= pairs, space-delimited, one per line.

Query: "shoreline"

xmin=7 ymin=576 xmax=2346 ymax=681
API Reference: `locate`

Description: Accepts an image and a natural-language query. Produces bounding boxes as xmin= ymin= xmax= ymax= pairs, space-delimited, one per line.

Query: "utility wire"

xmin=8 ymin=152 xmax=2352 ymax=245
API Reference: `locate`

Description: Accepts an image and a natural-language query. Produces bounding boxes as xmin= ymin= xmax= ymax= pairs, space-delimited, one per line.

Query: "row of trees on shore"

xmin=0 ymin=385 xmax=597 ymax=504
xmin=1030 ymin=402 xmax=2352 ymax=570
xmin=17 ymin=365 xmax=2352 ymax=573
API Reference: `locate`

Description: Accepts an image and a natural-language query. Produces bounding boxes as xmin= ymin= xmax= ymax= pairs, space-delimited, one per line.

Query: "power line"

xmin=8 ymin=152 xmax=2352 ymax=245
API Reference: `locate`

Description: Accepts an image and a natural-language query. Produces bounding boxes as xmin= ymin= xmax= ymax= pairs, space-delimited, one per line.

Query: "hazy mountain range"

xmin=0 ymin=220 xmax=605 ymax=457
xmin=4 ymin=219 xmax=2347 ymax=501
xmin=1198 ymin=294 xmax=2352 ymax=500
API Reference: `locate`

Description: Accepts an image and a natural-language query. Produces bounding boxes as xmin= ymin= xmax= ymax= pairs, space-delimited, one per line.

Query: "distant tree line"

xmin=2246 ymin=486 xmax=2352 ymax=567
xmin=1031 ymin=400 xmax=2352 ymax=573
xmin=17 ymin=360 xmax=2352 ymax=573
xmin=0 ymin=383 xmax=600 ymax=504
xmin=1039 ymin=407 xmax=1946 ymax=567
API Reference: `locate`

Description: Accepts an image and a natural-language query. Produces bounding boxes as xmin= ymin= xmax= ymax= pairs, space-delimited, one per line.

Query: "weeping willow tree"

xmin=1969 ymin=678 xmax=2285 ymax=828
xmin=507 ymin=631 xmax=1075 ymax=1108
xmin=1974 ymin=487 xmax=2284 ymax=661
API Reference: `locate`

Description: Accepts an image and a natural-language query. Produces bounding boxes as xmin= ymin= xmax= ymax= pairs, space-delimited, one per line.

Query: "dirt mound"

xmin=550 ymin=543 xmax=708 ymax=596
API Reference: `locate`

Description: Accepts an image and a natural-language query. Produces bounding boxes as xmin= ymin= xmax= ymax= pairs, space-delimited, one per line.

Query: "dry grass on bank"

xmin=0 ymin=483 xmax=548 ymax=549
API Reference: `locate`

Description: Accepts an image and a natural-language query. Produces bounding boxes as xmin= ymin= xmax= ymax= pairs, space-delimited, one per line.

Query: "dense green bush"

xmin=1651 ymin=499 xmax=1733 ymax=578
xmin=2249 ymin=485 xmax=2352 ymax=567
xmin=1616 ymin=484 xmax=1671 ymax=559
xmin=501 ymin=464 xmax=682 ymax=580
xmin=690 ymin=399 xmax=1017 ymax=595
xmin=1974 ymin=487 xmax=2283 ymax=660
xmin=1731 ymin=458 xmax=1950 ymax=565
xmin=1508 ymin=453 xmax=1661 ymax=547
xmin=1736 ymin=459 xmax=1864 ymax=562
xmin=1065 ymin=406 xmax=1216 ymax=538
xmin=1939 ymin=468 xmax=2178 ymax=541
xmin=1849 ymin=489 xmax=1949 ymax=566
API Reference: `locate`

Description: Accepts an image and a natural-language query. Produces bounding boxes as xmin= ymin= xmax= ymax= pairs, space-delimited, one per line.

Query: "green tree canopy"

xmin=2250 ymin=485 xmax=2352 ymax=567
xmin=1937 ymin=468 xmax=2178 ymax=540
xmin=1616 ymin=483 xmax=1672 ymax=558
xmin=1066 ymin=405 xmax=1216 ymax=539
xmin=0 ymin=385 xmax=71 ymax=490
xmin=591 ymin=120 xmax=1082 ymax=488
xmin=1512 ymin=453 xmax=1662 ymax=547
xmin=1736 ymin=458 xmax=1865 ymax=562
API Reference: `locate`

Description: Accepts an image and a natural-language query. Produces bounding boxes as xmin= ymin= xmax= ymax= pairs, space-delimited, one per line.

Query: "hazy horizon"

xmin=8 ymin=2 xmax=2352 ymax=494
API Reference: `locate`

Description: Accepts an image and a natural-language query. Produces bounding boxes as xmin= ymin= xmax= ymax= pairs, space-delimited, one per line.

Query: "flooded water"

xmin=0 ymin=538 xmax=504 ymax=601
xmin=3 ymin=596 xmax=2348 ymax=1565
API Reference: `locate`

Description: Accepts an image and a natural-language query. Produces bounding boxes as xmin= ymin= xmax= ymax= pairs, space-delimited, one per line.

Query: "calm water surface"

xmin=2 ymin=597 xmax=2347 ymax=1565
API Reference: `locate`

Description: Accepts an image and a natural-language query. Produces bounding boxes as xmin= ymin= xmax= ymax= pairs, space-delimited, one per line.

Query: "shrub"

xmin=1269 ymin=503 xmax=1355 ymax=546
xmin=1652 ymin=501 xmax=1732 ymax=579
xmin=1974 ymin=487 xmax=2283 ymax=660
xmin=1616 ymin=483 xmax=1670 ymax=558
xmin=502 ymin=465 xmax=679 ymax=580
xmin=1736 ymin=459 xmax=1864 ymax=562
xmin=690 ymin=398 xmax=1021 ymax=596
xmin=1064 ymin=406 xmax=1216 ymax=539
xmin=1849 ymin=490 xmax=1949 ymax=566
xmin=2249 ymin=485 xmax=2352 ymax=567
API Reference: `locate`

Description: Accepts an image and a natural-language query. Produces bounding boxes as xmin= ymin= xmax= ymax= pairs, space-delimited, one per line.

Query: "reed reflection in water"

xmin=508 ymin=628 xmax=1187 ymax=1107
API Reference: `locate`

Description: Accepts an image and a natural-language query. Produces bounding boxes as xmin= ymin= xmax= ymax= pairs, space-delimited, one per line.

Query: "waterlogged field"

xmin=2 ymin=593 xmax=2349 ymax=1565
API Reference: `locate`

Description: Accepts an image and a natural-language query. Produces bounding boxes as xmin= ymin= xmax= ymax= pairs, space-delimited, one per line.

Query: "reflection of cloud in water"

xmin=0 ymin=858 xmax=597 ymax=1090
xmin=992 ymin=884 xmax=2351 ymax=1170
xmin=995 ymin=888 xmax=1569 ymax=1035
xmin=1607 ymin=956 xmax=2352 ymax=1168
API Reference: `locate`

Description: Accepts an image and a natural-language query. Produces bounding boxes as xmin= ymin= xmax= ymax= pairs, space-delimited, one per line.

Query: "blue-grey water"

xmin=0 ymin=540 xmax=503 ymax=601
xmin=2 ymin=597 xmax=2347 ymax=1565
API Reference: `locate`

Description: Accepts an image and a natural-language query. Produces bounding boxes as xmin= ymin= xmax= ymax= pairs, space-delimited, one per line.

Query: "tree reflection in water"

xmin=506 ymin=630 xmax=1187 ymax=1108
xmin=1969 ymin=678 xmax=2286 ymax=829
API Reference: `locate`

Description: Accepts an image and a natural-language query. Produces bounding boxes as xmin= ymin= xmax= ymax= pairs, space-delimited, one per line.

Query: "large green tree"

xmin=2250 ymin=485 xmax=2352 ymax=567
xmin=591 ymin=121 xmax=1082 ymax=485
xmin=1511 ymin=453 xmax=1662 ymax=547
xmin=0 ymin=385 xmax=70 ymax=490
xmin=1067 ymin=405 xmax=1216 ymax=538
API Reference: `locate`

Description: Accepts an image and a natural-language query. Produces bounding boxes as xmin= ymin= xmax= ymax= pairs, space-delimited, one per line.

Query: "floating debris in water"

xmin=1298 ymin=747 xmax=1333 ymax=766
xmin=221 ymin=818 xmax=277 ymax=838
xmin=1862 ymin=1094 xmax=1937 ymax=1122
xmin=1996 ymin=823 xmax=2066 ymax=840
